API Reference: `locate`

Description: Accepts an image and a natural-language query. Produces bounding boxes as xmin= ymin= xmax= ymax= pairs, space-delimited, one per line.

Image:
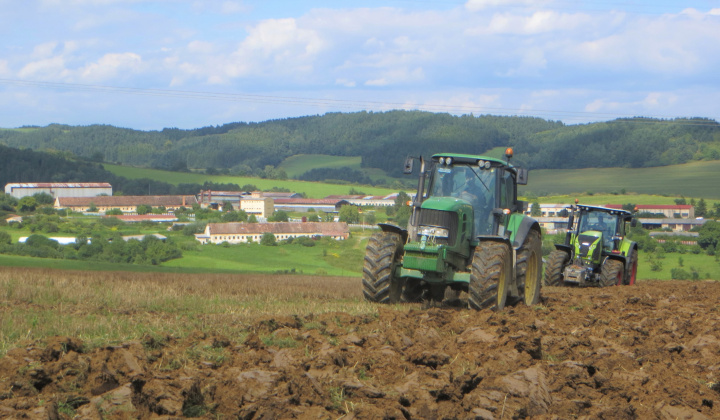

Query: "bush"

xmin=0 ymin=231 xmax=11 ymax=245
xmin=260 ymin=232 xmax=277 ymax=246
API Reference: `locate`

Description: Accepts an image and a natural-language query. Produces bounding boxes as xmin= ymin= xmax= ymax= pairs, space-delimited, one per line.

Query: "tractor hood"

xmin=420 ymin=196 xmax=473 ymax=213
xmin=575 ymin=231 xmax=603 ymax=261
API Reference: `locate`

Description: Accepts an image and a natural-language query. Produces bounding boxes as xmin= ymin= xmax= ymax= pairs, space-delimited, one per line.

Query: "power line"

xmin=0 ymin=78 xmax=717 ymax=127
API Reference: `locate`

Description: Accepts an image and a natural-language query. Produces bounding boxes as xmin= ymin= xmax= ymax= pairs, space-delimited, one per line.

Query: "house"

xmin=639 ymin=218 xmax=708 ymax=232
xmin=197 ymin=190 xmax=274 ymax=218
xmin=606 ymin=204 xmax=694 ymax=219
xmin=325 ymin=194 xmax=401 ymax=207
xmin=105 ymin=214 xmax=179 ymax=223
xmin=195 ymin=221 xmax=350 ymax=244
xmin=523 ymin=203 xmax=571 ymax=217
xmin=272 ymin=198 xmax=352 ymax=213
xmin=54 ymin=195 xmax=197 ymax=214
xmin=5 ymin=182 xmax=112 ymax=199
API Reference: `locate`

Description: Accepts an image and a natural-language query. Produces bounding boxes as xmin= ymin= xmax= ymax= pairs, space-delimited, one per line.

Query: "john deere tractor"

xmin=362 ymin=149 xmax=542 ymax=310
xmin=544 ymin=204 xmax=638 ymax=287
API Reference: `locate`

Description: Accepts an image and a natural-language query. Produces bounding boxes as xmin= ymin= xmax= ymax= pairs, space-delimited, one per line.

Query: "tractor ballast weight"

xmin=544 ymin=204 xmax=639 ymax=287
xmin=362 ymin=149 xmax=543 ymax=310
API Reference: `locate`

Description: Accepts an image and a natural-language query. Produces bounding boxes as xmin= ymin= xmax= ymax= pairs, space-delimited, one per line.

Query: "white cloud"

xmin=80 ymin=52 xmax=142 ymax=82
xmin=18 ymin=56 xmax=70 ymax=80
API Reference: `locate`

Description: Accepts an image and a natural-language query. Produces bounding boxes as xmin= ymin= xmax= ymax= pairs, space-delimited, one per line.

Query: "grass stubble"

xmin=0 ymin=266 xmax=381 ymax=357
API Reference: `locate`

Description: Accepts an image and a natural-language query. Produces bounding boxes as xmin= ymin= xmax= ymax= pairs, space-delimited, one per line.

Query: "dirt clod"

xmin=1 ymin=280 xmax=719 ymax=418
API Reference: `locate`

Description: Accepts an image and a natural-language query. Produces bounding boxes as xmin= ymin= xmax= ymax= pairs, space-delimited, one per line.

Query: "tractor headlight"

xmin=419 ymin=225 xmax=450 ymax=238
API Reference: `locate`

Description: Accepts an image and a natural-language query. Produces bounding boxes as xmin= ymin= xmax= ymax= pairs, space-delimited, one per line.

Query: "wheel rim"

xmin=615 ymin=267 xmax=624 ymax=286
xmin=525 ymin=250 xmax=539 ymax=302
xmin=629 ymin=257 xmax=638 ymax=285
xmin=496 ymin=267 xmax=508 ymax=310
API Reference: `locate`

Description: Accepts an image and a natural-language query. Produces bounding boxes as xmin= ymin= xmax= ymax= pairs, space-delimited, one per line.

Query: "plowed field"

xmin=1 ymin=278 xmax=719 ymax=419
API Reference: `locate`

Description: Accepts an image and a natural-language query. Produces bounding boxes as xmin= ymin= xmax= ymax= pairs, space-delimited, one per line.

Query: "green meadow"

xmin=107 ymin=155 xmax=720 ymax=200
xmin=279 ymin=154 xmax=362 ymax=178
xmin=523 ymin=160 xmax=720 ymax=200
xmin=104 ymin=163 xmax=398 ymax=198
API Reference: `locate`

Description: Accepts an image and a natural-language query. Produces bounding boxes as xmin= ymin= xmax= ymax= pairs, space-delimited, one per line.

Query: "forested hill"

xmin=1 ymin=111 xmax=718 ymax=177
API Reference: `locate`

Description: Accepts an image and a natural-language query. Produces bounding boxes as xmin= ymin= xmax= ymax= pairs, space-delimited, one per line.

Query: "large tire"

xmin=599 ymin=259 xmax=624 ymax=287
xmin=362 ymin=232 xmax=403 ymax=303
xmin=468 ymin=241 xmax=511 ymax=311
xmin=624 ymin=249 xmax=638 ymax=286
xmin=543 ymin=250 xmax=569 ymax=287
xmin=516 ymin=229 xmax=542 ymax=306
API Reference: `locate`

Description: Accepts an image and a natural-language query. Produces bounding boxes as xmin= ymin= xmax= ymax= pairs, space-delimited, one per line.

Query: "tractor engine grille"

xmin=417 ymin=209 xmax=458 ymax=245
xmin=578 ymin=234 xmax=600 ymax=260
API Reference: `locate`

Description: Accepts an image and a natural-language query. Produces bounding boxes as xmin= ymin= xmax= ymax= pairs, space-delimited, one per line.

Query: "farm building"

xmin=325 ymin=194 xmax=401 ymax=207
xmin=273 ymin=198 xmax=352 ymax=213
xmin=197 ymin=190 xmax=274 ymax=218
xmin=4 ymin=182 xmax=112 ymax=199
xmin=54 ymin=195 xmax=197 ymax=214
xmin=195 ymin=222 xmax=350 ymax=244
xmin=606 ymin=204 xmax=694 ymax=219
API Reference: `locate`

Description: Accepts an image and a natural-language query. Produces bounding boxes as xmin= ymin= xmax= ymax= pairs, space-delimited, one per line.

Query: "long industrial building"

xmin=4 ymin=183 xmax=112 ymax=199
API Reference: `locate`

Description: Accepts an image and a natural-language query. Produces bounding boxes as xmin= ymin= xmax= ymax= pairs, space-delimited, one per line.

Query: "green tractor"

xmin=362 ymin=149 xmax=542 ymax=310
xmin=544 ymin=204 xmax=639 ymax=287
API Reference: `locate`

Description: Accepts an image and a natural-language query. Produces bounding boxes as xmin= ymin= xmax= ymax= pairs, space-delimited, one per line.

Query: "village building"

xmin=197 ymin=190 xmax=274 ymax=218
xmin=195 ymin=221 xmax=350 ymax=244
xmin=5 ymin=182 xmax=112 ymax=199
xmin=54 ymin=195 xmax=197 ymax=214
xmin=606 ymin=204 xmax=694 ymax=218
xmin=325 ymin=194 xmax=400 ymax=207
xmin=272 ymin=198 xmax=351 ymax=213
xmin=104 ymin=214 xmax=179 ymax=223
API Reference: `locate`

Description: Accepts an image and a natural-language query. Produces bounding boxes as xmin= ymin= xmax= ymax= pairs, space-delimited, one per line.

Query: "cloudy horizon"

xmin=1 ymin=0 xmax=719 ymax=130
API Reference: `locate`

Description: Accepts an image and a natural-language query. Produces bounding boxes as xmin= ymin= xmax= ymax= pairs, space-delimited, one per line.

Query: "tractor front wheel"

xmin=468 ymin=241 xmax=511 ymax=311
xmin=599 ymin=259 xmax=623 ymax=287
xmin=362 ymin=232 xmax=404 ymax=303
xmin=517 ymin=230 xmax=542 ymax=306
xmin=543 ymin=250 xmax=569 ymax=287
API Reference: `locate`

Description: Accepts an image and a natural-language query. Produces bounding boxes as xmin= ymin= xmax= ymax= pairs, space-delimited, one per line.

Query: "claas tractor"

xmin=362 ymin=148 xmax=543 ymax=310
xmin=544 ymin=204 xmax=638 ymax=287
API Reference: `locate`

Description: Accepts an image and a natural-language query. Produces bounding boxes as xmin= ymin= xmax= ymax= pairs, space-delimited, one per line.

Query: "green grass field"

xmin=278 ymin=154 xmax=362 ymax=178
xmin=523 ymin=160 xmax=720 ymax=200
xmin=104 ymin=163 xmax=398 ymax=198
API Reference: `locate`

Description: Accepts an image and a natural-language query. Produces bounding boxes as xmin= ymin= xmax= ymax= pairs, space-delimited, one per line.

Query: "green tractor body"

xmin=362 ymin=151 xmax=543 ymax=310
xmin=545 ymin=204 xmax=638 ymax=287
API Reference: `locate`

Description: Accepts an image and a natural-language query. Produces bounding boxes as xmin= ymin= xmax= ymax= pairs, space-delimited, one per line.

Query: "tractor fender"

xmin=377 ymin=223 xmax=409 ymax=244
xmin=510 ymin=217 xmax=541 ymax=250
xmin=554 ymin=243 xmax=572 ymax=254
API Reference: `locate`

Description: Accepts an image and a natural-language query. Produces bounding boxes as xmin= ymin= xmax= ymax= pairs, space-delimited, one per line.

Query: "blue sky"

xmin=1 ymin=0 xmax=719 ymax=130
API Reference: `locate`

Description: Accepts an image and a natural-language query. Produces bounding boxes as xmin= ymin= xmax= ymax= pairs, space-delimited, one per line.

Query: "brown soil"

xmin=1 ymin=280 xmax=719 ymax=419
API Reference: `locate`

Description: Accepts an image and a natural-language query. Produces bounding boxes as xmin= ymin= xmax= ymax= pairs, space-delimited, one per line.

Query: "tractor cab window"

xmin=429 ymin=165 xmax=496 ymax=235
xmin=580 ymin=210 xmax=617 ymax=247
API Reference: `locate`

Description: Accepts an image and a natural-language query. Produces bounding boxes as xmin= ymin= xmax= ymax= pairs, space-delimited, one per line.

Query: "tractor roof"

xmin=577 ymin=204 xmax=633 ymax=217
xmin=431 ymin=153 xmax=514 ymax=168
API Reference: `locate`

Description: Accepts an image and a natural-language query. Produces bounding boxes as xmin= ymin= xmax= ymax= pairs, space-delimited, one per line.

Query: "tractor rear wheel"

xmin=624 ymin=250 xmax=638 ymax=285
xmin=516 ymin=230 xmax=542 ymax=306
xmin=362 ymin=232 xmax=403 ymax=303
xmin=543 ymin=250 xmax=569 ymax=286
xmin=599 ymin=259 xmax=623 ymax=287
xmin=468 ymin=241 xmax=511 ymax=311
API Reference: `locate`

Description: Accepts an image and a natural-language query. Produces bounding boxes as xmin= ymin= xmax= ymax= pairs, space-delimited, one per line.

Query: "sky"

xmin=1 ymin=0 xmax=719 ymax=130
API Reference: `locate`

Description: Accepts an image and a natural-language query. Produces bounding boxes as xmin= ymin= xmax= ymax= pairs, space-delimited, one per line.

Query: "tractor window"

xmin=580 ymin=210 xmax=617 ymax=247
xmin=499 ymin=170 xmax=514 ymax=209
xmin=428 ymin=165 xmax=496 ymax=235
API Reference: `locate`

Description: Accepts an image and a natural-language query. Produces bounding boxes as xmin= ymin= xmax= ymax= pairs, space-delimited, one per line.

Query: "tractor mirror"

xmin=516 ymin=168 xmax=529 ymax=185
xmin=631 ymin=218 xmax=638 ymax=228
xmin=558 ymin=209 xmax=569 ymax=217
xmin=403 ymin=157 xmax=414 ymax=174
